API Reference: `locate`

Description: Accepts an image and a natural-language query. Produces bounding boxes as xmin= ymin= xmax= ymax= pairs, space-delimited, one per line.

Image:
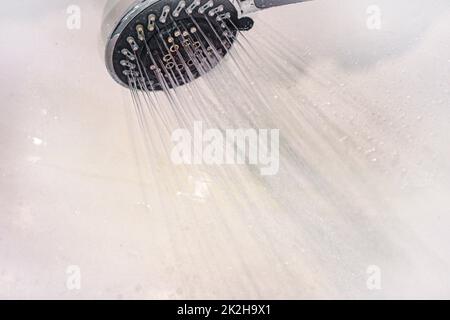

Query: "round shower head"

xmin=104 ymin=0 xmax=255 ymax=91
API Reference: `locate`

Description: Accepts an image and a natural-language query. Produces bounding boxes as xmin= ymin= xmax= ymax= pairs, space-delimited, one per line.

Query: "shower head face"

xmin=106 ymin=0 xmax=254 ymax=91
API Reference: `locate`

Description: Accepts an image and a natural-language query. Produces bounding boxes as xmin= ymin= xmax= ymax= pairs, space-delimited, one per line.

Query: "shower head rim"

xmin=105 ymin=0 xmax=161 ymax=88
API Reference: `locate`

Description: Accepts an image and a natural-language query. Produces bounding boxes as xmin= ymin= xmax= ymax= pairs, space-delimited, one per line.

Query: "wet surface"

xmin=0 ymin=0 xmax=450 ymax=299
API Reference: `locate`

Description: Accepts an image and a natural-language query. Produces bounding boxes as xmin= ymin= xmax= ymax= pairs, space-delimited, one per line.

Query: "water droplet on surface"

xmin=31 ymin=137 xmax=43 ymax=146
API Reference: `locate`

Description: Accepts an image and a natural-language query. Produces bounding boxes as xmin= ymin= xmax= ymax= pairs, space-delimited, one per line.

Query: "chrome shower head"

xmin=103 ymin=0 xmax=309 ymax=91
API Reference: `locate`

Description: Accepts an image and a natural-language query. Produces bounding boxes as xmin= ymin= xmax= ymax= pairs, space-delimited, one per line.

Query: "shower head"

xmin=104 ymin=0 xmax=309 ymax=91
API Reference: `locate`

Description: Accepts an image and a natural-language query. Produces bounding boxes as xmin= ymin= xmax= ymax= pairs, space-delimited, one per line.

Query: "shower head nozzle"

xmin=104 ymin=0 xmax=309 ymax=91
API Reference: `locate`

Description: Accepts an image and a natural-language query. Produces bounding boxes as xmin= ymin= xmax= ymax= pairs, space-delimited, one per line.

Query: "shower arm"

xmin=239 ymin=0 xmax=311 ymax=15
